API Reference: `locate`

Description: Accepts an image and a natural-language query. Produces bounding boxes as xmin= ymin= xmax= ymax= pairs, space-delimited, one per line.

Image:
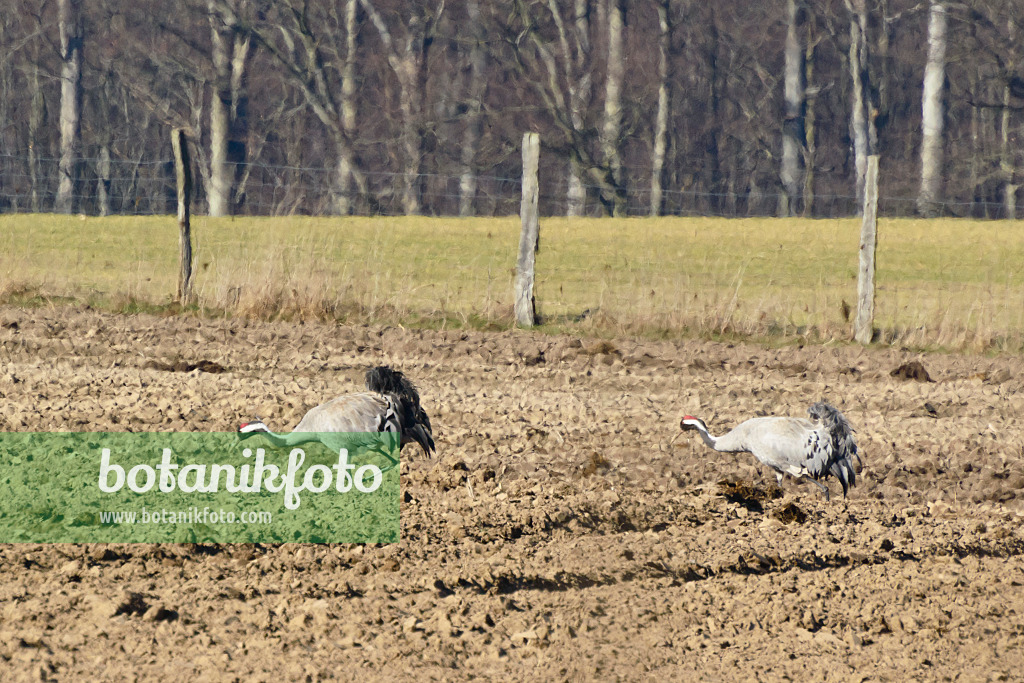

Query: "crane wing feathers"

xmin=294 ymin=393 xmax=393 ymax=433
xmin=294 ymin=389 xmax=435 ymax=458
xmin=720 ymin=404 xmax=859 ymax=497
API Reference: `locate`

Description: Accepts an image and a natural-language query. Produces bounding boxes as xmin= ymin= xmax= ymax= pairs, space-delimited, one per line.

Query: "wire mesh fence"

xmin=0 ymin=151 xmax=1019 ymax=219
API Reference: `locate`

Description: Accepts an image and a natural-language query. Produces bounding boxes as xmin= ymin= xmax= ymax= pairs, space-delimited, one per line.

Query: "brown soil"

xmin=2 ymin=306 xmax=1024 ymax=681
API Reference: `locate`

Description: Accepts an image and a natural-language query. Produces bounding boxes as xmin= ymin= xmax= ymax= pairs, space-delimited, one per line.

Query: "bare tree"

xmin=458 ymin=0 xmax=487 ymax=217
xmin=564 ymin=0 xmax=593 ymax=216
xmin=917 ymin=0 xmax=947 ymax=216
xmin=359 ymin=0 xmax=445 ymax=216
xmin=55 ymin=0 xmax=83 ymax=214
xmin=214 ymin=0 xmax=376 ymax=214
xmin=649 ymin=0 xmax=672 ymax=216
xmin=338 ymin=0 xmax=359 ymax=214
xmin=600 ymin=0 xmax=625 ymax=215
xmin=1000 ymin=18 xmax=1017 ymax=218
xmin=28 ymin=61 xmax=47 ymax=212
xmin=779 ymin=0 xmax=805 ymax=216
xmin=207 ymin=0 xmax=250 ymax=216
xmin=508 ymin=0 xmax=625 ymax=216
xmin=802 ymin=9 xmax=821 ymax=218
xmin=846 ymin=0 xmax=876 ymax=210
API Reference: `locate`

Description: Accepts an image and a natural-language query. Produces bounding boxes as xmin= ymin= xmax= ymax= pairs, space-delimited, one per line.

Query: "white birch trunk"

xmin=846 ymin=0 xmax=870 ymax=208
xmin=1001 ymin=19 xmax=1017 ymax=219
xmin=459 ymin=0 xmax=486 ymax=217
xmin=917 ymin=0 xmax=947 ymax=217
xmin=209 ymin=11 xmax=231 ymax=218
xmin=802 ymin=15 xmax=817 ymax=218
xmin=335 ymin=0 xmax=359 ymax=215
xmin=28 ymin=62 xmax=44 ymax=213
xmin=566 ymin=0 xmax=591 ymax=217
xmin=780 ymin=0 xmax=804 ymax=217
xmin=360 ymin=0 xmax=442 ymax=216
xmin=56 ymin=0 xmax=82 ymax=214
xmin=650 ymin=0 xmax=670 ymax=217
xmin=601 ymin=0 xmax=625 ymax=215
xmin=209 ymin=1 xmax=251 ymax=217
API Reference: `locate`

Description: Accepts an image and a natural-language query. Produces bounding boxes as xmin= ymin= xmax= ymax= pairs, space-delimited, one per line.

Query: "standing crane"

xmin=678 ymin=402 xmax=860 ymax=501
xmin=238 ymin=365 xmax=435 ymax=470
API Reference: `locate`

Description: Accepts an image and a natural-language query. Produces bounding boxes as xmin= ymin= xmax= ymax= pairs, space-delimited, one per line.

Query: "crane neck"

xmin=249 ymin=426 xmax=317 ymax=449
xmin=693 ymin=423 xmax=721 ymax=450
xmin=690 ymin=421 xmax=753 ymax=453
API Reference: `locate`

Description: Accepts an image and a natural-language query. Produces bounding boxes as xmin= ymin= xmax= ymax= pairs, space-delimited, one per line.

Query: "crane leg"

xmin=805 ymin=477 xmax=830 ymax=502
xmin=367 ymin=445 xmax=399 ymax=472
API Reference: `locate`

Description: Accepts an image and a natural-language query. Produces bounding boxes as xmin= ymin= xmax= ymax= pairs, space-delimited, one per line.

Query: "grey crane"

xmin=678 ymin=402 xmax=860 ymax=501
xmin=238 ymin=365 xmax=435 ymax=469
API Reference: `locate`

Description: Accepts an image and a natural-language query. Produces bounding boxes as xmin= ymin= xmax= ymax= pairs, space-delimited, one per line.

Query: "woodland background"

xmin=0 ymin=0 xmax=1021 ymax=219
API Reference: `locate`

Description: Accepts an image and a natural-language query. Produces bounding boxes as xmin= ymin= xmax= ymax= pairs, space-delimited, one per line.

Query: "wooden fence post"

xmin=172 ymin=128 xmax=194 ymax=305
xmin=854 ymin=154 xmax=879 ymax=344
xmin=515 ymin=132 xmax=541 ymax=327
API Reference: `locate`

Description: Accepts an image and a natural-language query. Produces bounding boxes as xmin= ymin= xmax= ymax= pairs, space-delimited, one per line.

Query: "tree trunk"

xmin=1001 ymin=19 xmax=1017 ymax=219
xmin=846 ymin=0 xmax=872 ymax=209
xmin=780 ymin=0 xmax=805 ymax=217
xmin=208 ymin=2 xmax=231 ymax=217
xmin=55 ymin=0 xmax=83 ymax=214
xmin=917 ymin=0 xmax=947 ymax=217
xmin=649 ymin=0 xmax=671 ymax=217
xmin=360 ymin=0 xmax=443 ymax=216
xmin=209 ymin=1 xmax=251 ymax=217
xmin=212 ymin=0 xmax=374 ymax=215
xmin=566 ymin=0 xmax=592 ymax=217
xmin=601 ymin=0 xmax=625 ymax=216
xmin=334 ymin=0 xmax=359 ymax=215
xmin=969 ymin=68 xmax=981 ymax=217
xmin=802 ymin=13 xmax=817 ymax=218
xmin=28 ymin=62 xmax=45 ymax=213
xmin=459 ymin=0 xmax=487 ymax=217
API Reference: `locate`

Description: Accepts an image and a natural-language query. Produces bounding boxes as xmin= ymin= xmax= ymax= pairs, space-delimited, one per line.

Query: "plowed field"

xmin=1 ymin=306 xmax=1023 ymax=681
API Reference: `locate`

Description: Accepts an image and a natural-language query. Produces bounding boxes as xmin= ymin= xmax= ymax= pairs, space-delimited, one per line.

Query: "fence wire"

xmin=0 ymin=152 xmax=1017 ymax=219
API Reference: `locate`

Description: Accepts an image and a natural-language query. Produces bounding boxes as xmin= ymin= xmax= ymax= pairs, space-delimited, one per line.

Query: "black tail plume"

xmin=809 ymin=401 xmax=860 ymax=496
xmin=366 ymin=366 xmax=435 ymax=457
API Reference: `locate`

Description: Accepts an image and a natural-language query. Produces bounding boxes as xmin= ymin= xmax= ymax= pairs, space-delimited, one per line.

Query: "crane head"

xmin=238 ymin=419 xmax=268 ymax=439
xmin=679 ymin=416 xmax=708 ymax=432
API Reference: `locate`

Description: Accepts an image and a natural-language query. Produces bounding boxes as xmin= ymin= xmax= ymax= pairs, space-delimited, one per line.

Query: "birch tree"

xmin=649 ymin=0 xmax=671 ymax=216
xmin=28 ymin=61 xmax=47 ymax=212
xmin=779 ymin=0 xmax=805 ymax=216
xmin=459 ymin=0 xmax=487 ymax=216
xmin=565 ymin=0 xmax=593 ymax=216
xmin=504 ymin=0 xmax=597 ymax=215
xmin=215 ymin=0 xmax=375 ymax=214
xmin=600 ymin=0 xmax=625 ymax=215
xmin=845 ymin=0 xmax=875 ymax=209
xmin=208 ymin=0 xmax=251 ymax=217
xmin=917 ymin=0 xmax=947 ymax=217
xmin=55 ymin=0 xmax=83 ymax=214
xmin=802 ymin=11 xmax=820 ymax=218
xmin=1000 ymin=18 xmax=1017 ymax=218
xmin=359 ymin=0 xmax=445 ymax=216
xmin=508 ymin=0 xmax=625 ymax=216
